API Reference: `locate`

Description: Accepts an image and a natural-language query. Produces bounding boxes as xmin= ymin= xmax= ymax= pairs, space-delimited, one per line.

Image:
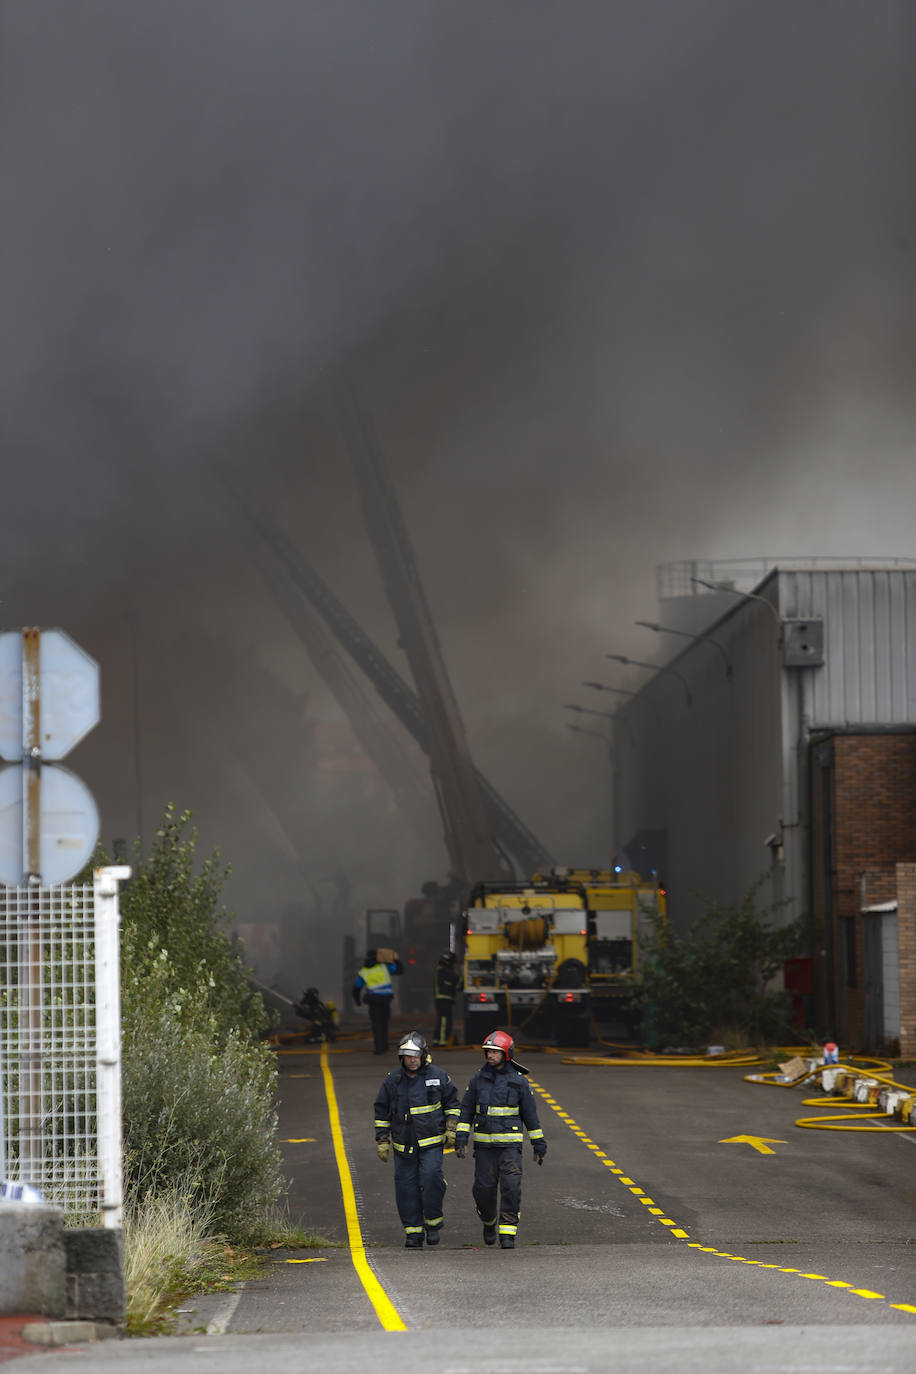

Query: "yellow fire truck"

xmin=462 ymin=867 xmax=666 ymax=1046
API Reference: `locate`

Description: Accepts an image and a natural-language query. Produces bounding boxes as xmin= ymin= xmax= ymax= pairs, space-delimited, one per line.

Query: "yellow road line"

xmin=529 ymin=1076 xmax=915 ymax=1318
xmin=320 ymin=1045 xmax=407 ymax=1332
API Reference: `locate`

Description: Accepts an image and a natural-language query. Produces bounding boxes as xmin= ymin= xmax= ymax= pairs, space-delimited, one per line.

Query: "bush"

xmin=122 ymin=984 xmax=283 ymax=1237
xmin=639 ymin=876 xmax=809 ymax=1049
xmin=119 ymin=804 xmax=270 ymax=1043
xmin=116 ymin=806 xmax=283 ymax=1239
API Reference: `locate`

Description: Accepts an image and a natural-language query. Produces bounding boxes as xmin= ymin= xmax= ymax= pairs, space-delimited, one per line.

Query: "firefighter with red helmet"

xmin=373 ymin=1031 xmax=460 ymax=1247
xmin=454 ymin=1030 xmax=547 ymax=1249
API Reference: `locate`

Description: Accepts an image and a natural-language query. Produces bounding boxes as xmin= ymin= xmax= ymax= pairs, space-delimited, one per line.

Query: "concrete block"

xmin=64 ymin=1227 xmax=126 ymax=1327
xmin=0 ymin=1203 xmax=66 ymax=1317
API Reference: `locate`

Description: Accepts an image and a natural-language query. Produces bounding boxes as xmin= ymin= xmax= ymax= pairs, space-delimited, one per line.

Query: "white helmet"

xmin=398 ymin=1032 xmax=428 ymax=1061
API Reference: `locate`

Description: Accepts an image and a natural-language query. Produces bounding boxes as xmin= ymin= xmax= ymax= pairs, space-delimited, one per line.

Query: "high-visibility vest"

xmin=358 ymin=963 xmax=393 ymax=996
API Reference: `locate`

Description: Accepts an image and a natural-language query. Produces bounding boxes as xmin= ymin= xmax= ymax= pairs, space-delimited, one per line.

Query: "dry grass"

xmin=123 ymin=1180 xmax=222 ymax=1334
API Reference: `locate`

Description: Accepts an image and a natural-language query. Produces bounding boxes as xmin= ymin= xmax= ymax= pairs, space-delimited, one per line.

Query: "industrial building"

xmin=612 ymin=559 xmax=916 ymax=1055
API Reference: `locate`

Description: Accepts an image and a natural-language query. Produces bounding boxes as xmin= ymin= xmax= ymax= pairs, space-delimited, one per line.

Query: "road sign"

xmin=0 ymin=764 xmax=99 ymax=886
xmin=0 ymin=629 xmax=100 ymax=762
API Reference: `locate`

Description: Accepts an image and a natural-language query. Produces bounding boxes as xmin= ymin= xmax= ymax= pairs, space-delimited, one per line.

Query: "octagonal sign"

xmin=0 ymin=630 xmax=100 ymax=762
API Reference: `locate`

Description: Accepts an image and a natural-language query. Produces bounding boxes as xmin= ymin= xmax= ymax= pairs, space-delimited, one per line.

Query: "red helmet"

xmin=482 ymin=1030 xmax=514 ymax=1060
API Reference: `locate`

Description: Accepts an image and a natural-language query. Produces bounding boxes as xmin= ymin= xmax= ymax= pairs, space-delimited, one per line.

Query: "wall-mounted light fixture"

xmin=605 ymin=654 xmax=692 ymax=706
xmin=635 ymin=619 xmax=733 ymax=679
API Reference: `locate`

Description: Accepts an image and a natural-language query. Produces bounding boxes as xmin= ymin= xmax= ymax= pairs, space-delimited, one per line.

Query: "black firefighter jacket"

xmin=374 ymin=1063 xmax=460 ymax=1154
xmin=433 ymin=961 xmax=460 ymax=1001
xmin=457 ymin=1062 xmax=547 ymax=1154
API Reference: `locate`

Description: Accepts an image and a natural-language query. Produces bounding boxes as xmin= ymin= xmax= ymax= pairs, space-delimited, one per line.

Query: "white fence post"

xmin=93 ymin=866 xmax=130 ymax=1229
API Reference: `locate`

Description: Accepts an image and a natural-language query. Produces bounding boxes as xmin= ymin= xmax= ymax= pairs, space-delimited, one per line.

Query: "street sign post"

xmin=0 ymin=628 xmax=101 ymax=885
xmin=0 ymin=765 xmax=100 ymax=887
xmin=0 ymin=628 xmax=100 ymax=762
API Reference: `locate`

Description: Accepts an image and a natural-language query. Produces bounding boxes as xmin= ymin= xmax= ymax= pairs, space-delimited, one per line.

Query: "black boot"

xmin=482 ymin=1222 xmax=497 ymax=1247
xmin=499 ymin=1235 xmax=515 ymax=1249
xmin=405 ymin=1234 xmax=423 ymax=1249
xmin=425 ymin=1228 xmax=440 ymax=1246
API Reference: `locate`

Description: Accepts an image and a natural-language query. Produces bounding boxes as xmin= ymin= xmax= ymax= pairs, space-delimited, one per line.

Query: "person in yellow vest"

xmin=353 ymin=948 xmax=403 ymax=1054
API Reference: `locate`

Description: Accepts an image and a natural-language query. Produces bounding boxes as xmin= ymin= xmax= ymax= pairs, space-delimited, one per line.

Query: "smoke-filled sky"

xmin=3 ymin=2 xmax=915 ymax=992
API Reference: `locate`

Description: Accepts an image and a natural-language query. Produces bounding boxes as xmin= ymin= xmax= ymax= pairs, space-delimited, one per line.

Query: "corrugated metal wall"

xmin=613 ymin=567 xmax=916 ymax=935
xmin=781 ymin=569 xmax=916 ymax=726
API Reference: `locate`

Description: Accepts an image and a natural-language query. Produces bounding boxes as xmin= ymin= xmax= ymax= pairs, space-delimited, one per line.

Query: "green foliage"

xmin=122 ymin=982 xmax=284 ymax=1237
xmin=115 ymin=805 xmax=283 ymax=1239
xmin=638 ymin=876 xmax=809 ymax=1049
xmin=119 ymin=804 xmax=270 ymax=1042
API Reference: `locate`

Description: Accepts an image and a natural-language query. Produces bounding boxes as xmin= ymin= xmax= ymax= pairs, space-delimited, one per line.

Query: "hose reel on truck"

xmin=463 ymin=882 xmax=591 ymax=1047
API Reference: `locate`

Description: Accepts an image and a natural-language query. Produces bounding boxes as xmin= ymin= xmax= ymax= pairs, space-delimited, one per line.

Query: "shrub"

xmin=119 ymin=804 xmax=270 ymax=1043
xmin=122 ymin=987 xmax=283 ymax=1237
xmin=639 ymin=875 xmax=809 ymax=1049
xmin=115 ymin=806 xmax=283 ymax=1239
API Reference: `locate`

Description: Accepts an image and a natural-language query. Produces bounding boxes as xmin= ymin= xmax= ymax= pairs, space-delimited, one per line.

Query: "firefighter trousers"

xmin=472 ymin=1145 xmax=523 ymax=1241
xmin=433 ymin=997 xmax=454 ymax=1045
xmin=393 ymin=1145 xmax=447 ymax=1239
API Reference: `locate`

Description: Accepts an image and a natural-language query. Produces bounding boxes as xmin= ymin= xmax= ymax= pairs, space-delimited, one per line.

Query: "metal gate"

xmin=0 ymin=867 xmax=126 ymax=1225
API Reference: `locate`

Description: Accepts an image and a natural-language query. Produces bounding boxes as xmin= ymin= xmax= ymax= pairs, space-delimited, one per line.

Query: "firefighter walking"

xmin=432 ymin=950 xmax=460 ymax=1046
xmin=374 ymin=1032 xmax=460 ymax=1247
xmin=454 ymin=1030 xmax=546 ymax=1249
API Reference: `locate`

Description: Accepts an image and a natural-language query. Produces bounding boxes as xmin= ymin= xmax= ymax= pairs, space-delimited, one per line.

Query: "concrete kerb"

xmin=20 ymin=1318 xmax=121 ymax=1347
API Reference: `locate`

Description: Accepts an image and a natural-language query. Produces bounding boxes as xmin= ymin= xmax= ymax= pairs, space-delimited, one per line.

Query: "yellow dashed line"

xmin=530 ymin=1074 xmax=914 ymax=1319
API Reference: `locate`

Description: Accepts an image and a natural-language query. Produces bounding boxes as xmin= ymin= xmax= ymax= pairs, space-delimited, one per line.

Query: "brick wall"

xmin=825 ymin=734 xmax=916 ymax=1050
xmin=897 ymin=863 xmax=916 ymax=1058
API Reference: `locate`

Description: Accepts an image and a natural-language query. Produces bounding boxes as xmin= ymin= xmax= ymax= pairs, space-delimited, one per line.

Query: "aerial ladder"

xmin=336 ymin=390 xmax=503 ymax=885
xmin=248 ymin=527 xmax=444 ymax=860
xmin=225 ymin=480 xmax=552 ymax=880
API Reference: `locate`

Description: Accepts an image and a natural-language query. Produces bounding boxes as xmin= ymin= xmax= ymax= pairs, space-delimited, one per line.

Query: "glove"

xmin=454 ymin=1142 xmax=466 ymax=1160
xmin=377 ymin=1140 xmax=391 ymax=1163
xmin=444 ymin=1125 xmax=457 ymax=1150
xmin=533 ymin=1146 xmax=546 ymax=1166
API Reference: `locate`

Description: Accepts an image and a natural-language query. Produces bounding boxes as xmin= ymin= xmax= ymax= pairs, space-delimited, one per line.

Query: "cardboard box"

xmin=376 ymin=947 xmax=397 ymax=964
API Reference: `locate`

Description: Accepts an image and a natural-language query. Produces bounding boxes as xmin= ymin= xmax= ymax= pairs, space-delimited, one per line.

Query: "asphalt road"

xmin=23 ymin=1035 xmax=916 ymax=1372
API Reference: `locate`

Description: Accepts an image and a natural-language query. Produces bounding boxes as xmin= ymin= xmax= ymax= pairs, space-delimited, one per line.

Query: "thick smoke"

xmin=2 ymin=3 xmax=915 ymax=994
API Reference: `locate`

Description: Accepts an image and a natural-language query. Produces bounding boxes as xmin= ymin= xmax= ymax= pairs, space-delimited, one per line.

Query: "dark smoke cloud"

xmin=2 ymin=2 xmax=915 ymax=992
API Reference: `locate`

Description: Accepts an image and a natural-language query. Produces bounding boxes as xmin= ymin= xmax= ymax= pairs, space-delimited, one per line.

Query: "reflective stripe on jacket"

xmin=457 ymin=1062 xmax=546 ymax=1149
xmin=433 ymin=963 xmax=460 ymax=1001
xmin=374 ymin=1062 xmax=460 ymax=1152
xmin=355 ymin=961 xmax=397 ymax=998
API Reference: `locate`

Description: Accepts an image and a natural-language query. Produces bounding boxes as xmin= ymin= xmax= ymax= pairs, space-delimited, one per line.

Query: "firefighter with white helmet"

xmin=373 ymin=1031 xmax=460 ymax=1247
xmin=454 ymin=1029 xmax=547 ymax=1249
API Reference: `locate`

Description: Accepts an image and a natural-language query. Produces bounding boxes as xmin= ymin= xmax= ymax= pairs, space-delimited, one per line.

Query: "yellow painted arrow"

xmin=719 ymin=1134 xmax=787 ymax=1155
